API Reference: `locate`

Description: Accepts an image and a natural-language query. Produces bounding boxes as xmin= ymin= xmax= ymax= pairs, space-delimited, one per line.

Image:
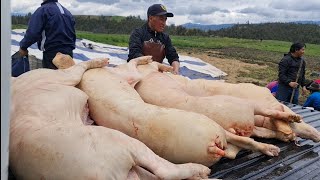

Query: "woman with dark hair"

xmin=276 ymin=42 xmax=308 ymax=104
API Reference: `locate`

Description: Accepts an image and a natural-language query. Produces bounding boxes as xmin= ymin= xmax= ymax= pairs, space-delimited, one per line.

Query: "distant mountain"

xmin=181 ymin=21 xmax=320 ymax=31
xmin=181 ymin=23 xmax=234 ymax=31
xmin=293 ymin=21 xmax=320 ymax=25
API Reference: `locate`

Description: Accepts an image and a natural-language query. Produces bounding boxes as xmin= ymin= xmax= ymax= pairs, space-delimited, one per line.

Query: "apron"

xmin=142 ymin=41 xmax=165 ymax=63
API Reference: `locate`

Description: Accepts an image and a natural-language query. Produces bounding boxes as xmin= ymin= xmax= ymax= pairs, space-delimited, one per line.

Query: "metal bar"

xmin=1 ymin=0 xmax=11 ymax=179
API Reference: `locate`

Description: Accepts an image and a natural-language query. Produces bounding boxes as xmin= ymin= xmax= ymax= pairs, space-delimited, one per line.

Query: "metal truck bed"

xmin=210 ymin=103 xmax=320 ymax=180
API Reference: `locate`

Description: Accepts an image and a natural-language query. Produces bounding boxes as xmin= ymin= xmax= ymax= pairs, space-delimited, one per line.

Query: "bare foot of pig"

xmin=258 ymin=143 xmax=280 ymax=156
xmin=84 ymin=58 xmax=109 ymax=69
xmin=134 ymin=56 xmax=153 ymax=65
xmin=158 ymin=63 xmax=174 ymax=73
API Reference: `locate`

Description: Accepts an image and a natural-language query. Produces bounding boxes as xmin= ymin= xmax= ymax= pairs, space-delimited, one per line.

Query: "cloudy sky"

xmin=11 ymin=0 xmax=320 ymax=25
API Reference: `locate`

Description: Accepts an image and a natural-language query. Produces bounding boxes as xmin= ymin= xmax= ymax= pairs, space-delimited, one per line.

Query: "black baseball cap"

xmin=147 ymin=4 xmax=174 ymax=17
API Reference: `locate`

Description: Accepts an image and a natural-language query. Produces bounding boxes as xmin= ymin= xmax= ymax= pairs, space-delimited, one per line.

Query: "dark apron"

xmin=142 ymin=41 xmax=165 ymax=63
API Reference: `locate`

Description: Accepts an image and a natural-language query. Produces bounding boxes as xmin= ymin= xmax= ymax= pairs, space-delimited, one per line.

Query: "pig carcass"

xmin=134 ymin=62 xmax=303 ymax=157
xmin=10 ymin=57 xmax=210 ymax=179
xmin=77 ymin=56 xmax=228 ymax=166
xmin=164 ymin=73 xmax=320 ymax=143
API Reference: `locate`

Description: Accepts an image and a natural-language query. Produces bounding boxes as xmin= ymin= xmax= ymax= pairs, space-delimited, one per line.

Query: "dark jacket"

xmin=20 ymin=0 xmax=76 ymax=53
xmin=128 ymin=23 xmax=179 ymax=65
xmin=278 ymin=53 xmax=306 ymax=87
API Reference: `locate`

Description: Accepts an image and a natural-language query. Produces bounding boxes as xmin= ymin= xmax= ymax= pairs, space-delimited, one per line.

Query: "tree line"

xmin=12 ymin=14 xmax=320 ymax=44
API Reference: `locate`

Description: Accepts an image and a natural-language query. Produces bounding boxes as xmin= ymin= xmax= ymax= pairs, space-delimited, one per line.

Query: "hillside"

xmin=181 ymin=23 xmax=234 ymax=31
xmin=181 ymin=21 xmax=320 ymax=31
xmin=12 ymin=14 xmax=320 ymax=44
xmin=210 ymin=22 xmax=320 ymax=44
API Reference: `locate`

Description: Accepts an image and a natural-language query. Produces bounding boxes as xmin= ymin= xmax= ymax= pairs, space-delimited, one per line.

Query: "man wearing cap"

xmin=303 ymin=81 xmax=320 ymax=111
xmin=127 ymin=4 xmax=180 ymax=74
xmin=276 ymin=42 xmax=308 ymax=104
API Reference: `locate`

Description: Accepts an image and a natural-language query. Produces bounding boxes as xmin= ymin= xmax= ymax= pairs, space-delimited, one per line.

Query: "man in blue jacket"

xmin=19 ymin=0 xmax=76 ymax=69
xmin=128 ymin=4 xmax=180 ymax=74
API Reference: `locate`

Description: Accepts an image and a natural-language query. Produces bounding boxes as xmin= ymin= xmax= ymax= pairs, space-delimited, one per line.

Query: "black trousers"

xmin=42 ymin=50 xmax=73 ymax=69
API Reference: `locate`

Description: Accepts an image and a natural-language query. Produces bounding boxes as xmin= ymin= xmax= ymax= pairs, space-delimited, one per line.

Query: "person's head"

xmin=307 ymin=81 xmax=320 ymax=93
xmin=147 ymin=4 xmax=174 ymax=32
xmin=289 ymin=42 xmax=306 ymax=58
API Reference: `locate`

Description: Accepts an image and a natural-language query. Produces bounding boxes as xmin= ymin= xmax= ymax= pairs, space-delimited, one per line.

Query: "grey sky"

xmin=11 ymin=0 xmax=320 ymax=25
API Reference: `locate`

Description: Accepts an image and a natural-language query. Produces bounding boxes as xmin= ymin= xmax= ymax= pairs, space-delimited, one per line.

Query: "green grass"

xmin=77 ymin=31 xmax=129 ymax=47
xmin=12 ymin=24 xmax=28 ymax=29
xmin=172 ymin=36 xmax=320 ymax=57
xmin=76 ymin=32 xmax=320 ymax=57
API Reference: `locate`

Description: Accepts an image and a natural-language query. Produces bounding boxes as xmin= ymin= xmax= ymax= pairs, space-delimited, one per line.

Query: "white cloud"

xmin=11 ymin=0 xmax=320 ymax=25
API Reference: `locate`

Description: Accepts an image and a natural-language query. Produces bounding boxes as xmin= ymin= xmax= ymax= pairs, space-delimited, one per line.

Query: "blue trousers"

xmin=276 ymin=83 xmax=299 ymax=104
xmin=43 ymin=50 xmax=73 ymax=69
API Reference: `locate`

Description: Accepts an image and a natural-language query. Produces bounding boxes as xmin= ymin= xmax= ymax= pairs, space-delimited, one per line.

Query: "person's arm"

xmin=165 ymin=35 xmax=180 ymax=74
xmin=128 ymin=29 xmax=144 ymax=61
xmin=171 ymin=61 xmax=180 ymax=75
xmin=19 ymin=8 xmax=46 ymax=54
xmin=303 ymin=94 xmax=314 ymax=107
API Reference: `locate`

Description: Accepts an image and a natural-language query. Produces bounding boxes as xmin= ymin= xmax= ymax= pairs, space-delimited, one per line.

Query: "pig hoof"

xmin=137 ymin=56 xmax=153 ymax=65
xmin=187 ymin=163 xmax=211 ymax=179
xmin=89 ymin=58 xmax=109 ymax=68
xmin=289 ymin=114 xmax=302 ymax=123
xmin=262 ymin=144 xmax=280 ymax=156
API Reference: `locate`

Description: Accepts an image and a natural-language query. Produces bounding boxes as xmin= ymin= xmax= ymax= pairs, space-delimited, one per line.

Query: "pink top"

xmin=266 ymin=81 xmax=278 ymax=90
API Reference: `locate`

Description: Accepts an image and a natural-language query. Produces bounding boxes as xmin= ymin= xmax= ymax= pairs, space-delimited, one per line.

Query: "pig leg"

xmin=127 ymin=132 xmax=211 ymax=179
xmin=158 ymin=63 xmax=174 ymax=73
xmin=254 ymin=115 xmax=296 ymax=141
xmin=290 ymin=121 xmax=320 ymax=142
xmin=224 ymin=144 xmax=242 ymax=159
xmin=225 ymin=131 xmax=280 ymax=157
xmin=253 ymin=102 xmax=302 ymax=123
xmin=48 ymin=58 xmax=109 ymax=86
xmin=127 ymin=166 xmax=158 ymax=180
xmin=109 ymin=56 xmax=153 ymax=86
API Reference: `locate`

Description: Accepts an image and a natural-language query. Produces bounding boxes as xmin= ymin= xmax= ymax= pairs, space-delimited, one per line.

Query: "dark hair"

xmin=289 ymin=42 xmax=306 ymax=53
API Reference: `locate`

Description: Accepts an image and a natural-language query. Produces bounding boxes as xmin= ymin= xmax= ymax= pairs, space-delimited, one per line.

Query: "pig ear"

xmin=56 ymin=52 xmax=62 ymax=55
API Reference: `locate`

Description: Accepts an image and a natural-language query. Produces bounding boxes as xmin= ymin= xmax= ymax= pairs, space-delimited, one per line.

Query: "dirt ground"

xmin=178 ymin=49 xmax=268 ymax=84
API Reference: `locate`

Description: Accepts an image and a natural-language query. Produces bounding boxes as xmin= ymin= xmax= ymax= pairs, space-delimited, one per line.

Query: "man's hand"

xmin=171 ymin=61 xmax=180 ymax=75
xmin=19 ymin=48 xmax=28 ymax=57
xmin=289 ymin=82 xmax=299 ymax=89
